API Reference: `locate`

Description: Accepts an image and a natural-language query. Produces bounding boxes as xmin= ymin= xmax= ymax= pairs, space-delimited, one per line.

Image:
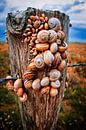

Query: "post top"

xmin=7 ymin=7 xmax=69 ymax=35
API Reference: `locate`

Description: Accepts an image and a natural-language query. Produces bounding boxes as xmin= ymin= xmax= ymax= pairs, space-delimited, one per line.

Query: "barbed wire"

xmin=0 ymin=63 xmax=86 ymax=83
xmin=67 ymin=63 xmax=86 ymax=67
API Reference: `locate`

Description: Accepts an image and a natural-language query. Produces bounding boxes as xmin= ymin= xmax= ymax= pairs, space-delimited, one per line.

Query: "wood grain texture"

xmin=6 ymin=7 xmax=69 ymax=130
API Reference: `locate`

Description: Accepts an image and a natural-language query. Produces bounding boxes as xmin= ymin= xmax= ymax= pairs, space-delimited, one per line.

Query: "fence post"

xmin=6 ymin=7 xmax=69 ymax=130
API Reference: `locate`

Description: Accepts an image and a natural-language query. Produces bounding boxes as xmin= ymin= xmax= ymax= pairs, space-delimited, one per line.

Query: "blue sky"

xmin=0 ymin=0 xmax=86 ymax=42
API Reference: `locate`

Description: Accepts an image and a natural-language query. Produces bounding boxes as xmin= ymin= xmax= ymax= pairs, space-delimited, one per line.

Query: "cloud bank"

xmin=0 ymin=0 xmax=86 ymax=41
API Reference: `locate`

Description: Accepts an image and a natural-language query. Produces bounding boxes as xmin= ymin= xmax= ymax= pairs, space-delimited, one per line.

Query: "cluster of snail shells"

xmin=5 ymin=14 xmax=68 ymax=102
xmin=6 ymin=76 xmax=27 ymax=102
xmin=21 ymin=13 xmax=68 ymax=97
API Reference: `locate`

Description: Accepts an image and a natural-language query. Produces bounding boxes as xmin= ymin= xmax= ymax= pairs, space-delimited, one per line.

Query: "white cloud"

xmin=69 ymin=9 xmax=86 ymax=25
xmin=0 ymin=0 xmax=86 ymax=29
xmin=5 ymin=0 xmax=76 ymax=9
xmin=71 ymin=20 xmax=86 ymax=28
xmin=67 ymin=1 xmax=86 ymax=14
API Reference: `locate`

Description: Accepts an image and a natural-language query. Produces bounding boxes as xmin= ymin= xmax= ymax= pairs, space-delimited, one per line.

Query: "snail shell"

xmin=44 ymin=23 xmax=49 ymax=30
xmin=35 ymin=39 xmax=39 ymax=44
xmin=25 ymin=27 xmax=31 ymax=32
xmin=51 ymin=80 xmax=60 ymax=88
xmin=41 ymin=77 xmax=49 ymax=86
xmin=32 ymin=33 xmax=37 ymax=37
xmin=58 ymin=42 xmax=68 ymax=52
xmin=48 ymin=17 xmax=61 ymax=31
xmin=6 ymin=75 xmax=12 ymax=79
xmin=56 ymin=39 xmax=62 ymax=45
xmin=50 ymin=42 xmax=58 ymax=53
xmin=19 ymin=93 xmax=27 ymax=102
xmin=48 ymin=30 xmax=57 ymax=43
xmin=26 ymin=24 xmax=32 ymax=28
xmin=27 ymin=62 xmax=36 ymax=71
xmin=24 ymin=37 xmax=28 ymax=43
xmin=50 ymin=88 xmax=58 ymax=97
xmin=49 ymin=69 xmax=61 ymax=81
xmin=36 ymin=43 xmax=49 ymax=51
xmin=31 ymin=36 xmax=37 ymax=42
xmin=57 ymin=60 xmax=66 ymax=71
xmin=23 ymin=71 xmax=35 ymax=80
xmin=33 ymin=50 xmax=38 ymax=56
xmin=37 ymin=30 xmax=49 ymax=42
xmin=40 ymin=16 xmax=45 ymax=22
xmin=34 ymin=54 xmax=45 ymax=68
xmin=39 ymin=24 xmax=44 ymax=30
xmin=6 ymin=75 xmax=14 ymax=85
xmin=14 ymin=79 xmax=22 ymax=92
xmin=28 ymin=19 xmax=32 ymax=24
xmin=61 ymin=51 xmax=67 ymax=59
xmin=34 ymin=20 xmax=41 ymax=28
xmin=32 ymin=28 xmax=36 ymax=33
xmin=17 ymin=88 xmax=24 ymax=97
xmin=32 ymin=79 xmax=41 ymax=90
xmin=41 ymin=13 xmax=45 ymax=18
xmin=6 ymin=82 xmax=14 ymax=91
xmin=40 ymin=86 xmax=50 ymax=95
xmin=30 ymin=15 xmax=36 ymax=21
xmin=24 ymin=80 xmax=32 ymax=89
xmin=44 ymin=50 xmax=54 ymax=65
xmin=53 ymin=52 xmax=62 ymax=67
xmin=29 ymin=41 xmax=34 ymax=47
xmin=57 ymin=30 xmax=65 ymax=40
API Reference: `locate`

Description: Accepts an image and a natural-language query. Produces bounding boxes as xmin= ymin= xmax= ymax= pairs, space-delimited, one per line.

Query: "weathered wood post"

xmin=6 ymin=7 xmax=69 ymax=130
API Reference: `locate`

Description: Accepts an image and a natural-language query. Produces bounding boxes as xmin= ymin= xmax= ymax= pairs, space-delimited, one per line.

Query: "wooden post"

xmin=6 ymin=7 xmax=69 ymax=130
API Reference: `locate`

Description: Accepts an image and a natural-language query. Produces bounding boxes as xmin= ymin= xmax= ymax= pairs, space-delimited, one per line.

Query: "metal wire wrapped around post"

xmin=6 ymin=7 xmax=70 ymax=130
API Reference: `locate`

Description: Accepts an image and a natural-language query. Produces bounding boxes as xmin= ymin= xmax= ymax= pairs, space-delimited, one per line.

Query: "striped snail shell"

xmin=32 ymin=79 xmax=41 ymax=90
xmin=50 ymin=42 xmax=58 ymax=53
xmin=40 ymin=86 xmax=50 ymax=95
xmin=48 ymin=30 xmax=57 ymax=43
xmin=44 ymin=50 xmax=54 ymax=65
xmin=36 ymin=43 xmax=49 ymax=51
xmin=57 ymin=60 xmax=66 ymax=71
xmin=34 ymin=54 xmax=45 ymax=68
xmin=58 ymin=42 xmax=68 ymax=52
xmin=34 ymin=20 xmax=41 ymax=28
xmin=51 ymin=80 xmax=60 ymax=88
xmin=23 ymin=71 xmax=35 ymax=80
xmin=27 ymin=62 xmax=36 ymax=71
xmin=57 ymin=30 xmax=65 ymax=40
xmin=37 ymin=30 xmax=49 ymax=42
xmin=41 ymin=77 xmax=49 ymax=86
xmin=53 ymin=52 xmax=62 ymax=67
xmin=49 ymin=69 xmax=61 ymax=81
xmin=24 ymin=80 xmax=32 ymax=89
xmin=48 ymin=17 xmax=61 ymax=31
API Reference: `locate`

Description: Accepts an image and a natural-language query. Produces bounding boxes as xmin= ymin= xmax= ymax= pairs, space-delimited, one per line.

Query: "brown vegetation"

xmin=0 ymin=42 xmax=86 ymax=130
